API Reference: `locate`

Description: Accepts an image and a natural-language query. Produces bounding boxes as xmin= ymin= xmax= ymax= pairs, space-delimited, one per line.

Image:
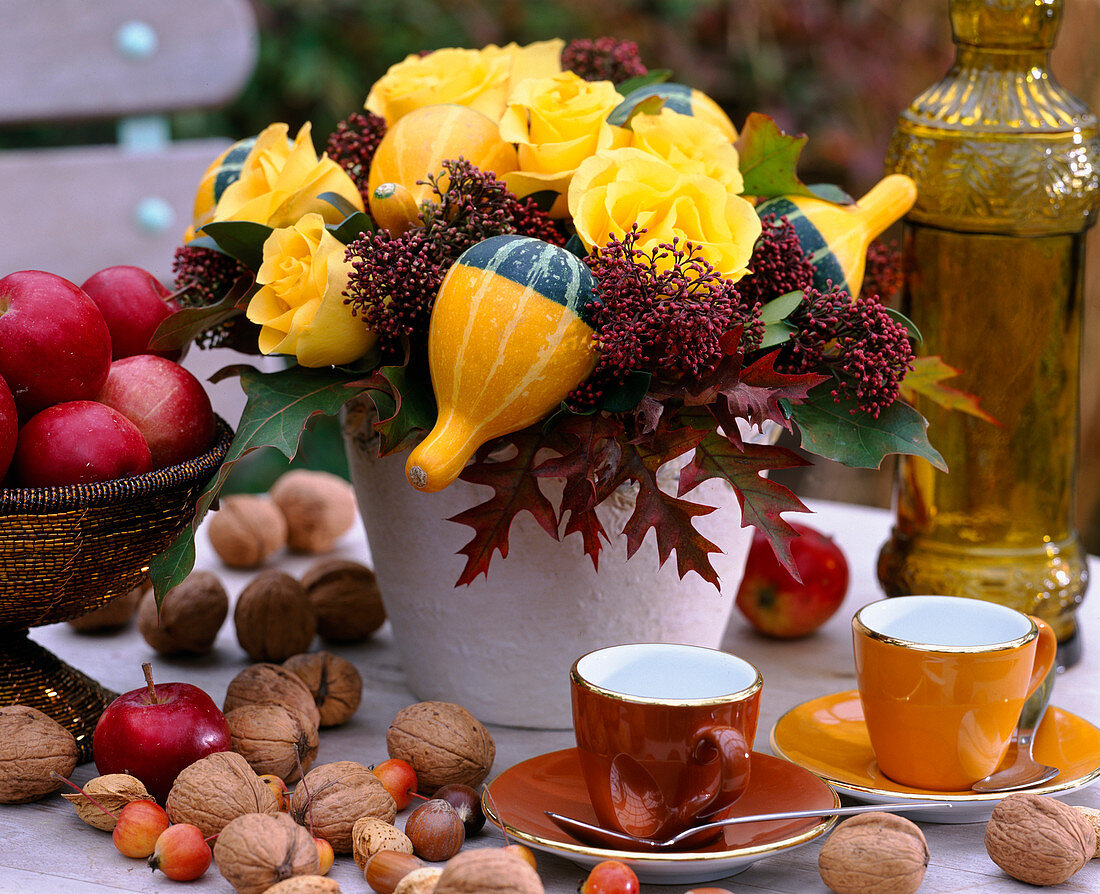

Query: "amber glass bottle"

xmin=878 ymin=0 xmax=1099 ymax=666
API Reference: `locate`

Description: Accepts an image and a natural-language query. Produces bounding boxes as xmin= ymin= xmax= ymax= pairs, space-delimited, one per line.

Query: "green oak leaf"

xmin=736 ymin=112 xmax=817 ymax=200
xmin=201 ymin=221 xmax=273 ymax=271
xmin=789 ymin=388 xmax=947 ymax=471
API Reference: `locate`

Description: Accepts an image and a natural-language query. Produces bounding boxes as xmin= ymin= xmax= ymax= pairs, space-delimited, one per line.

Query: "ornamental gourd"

xmin=756 ymin=173 xmax=917 ymax=297
xmin=367 ymin=104 xmax=519 ymax=232
xmin=186 ymin=135 xmax=258 ymax=242
xmin=405 ymin=235 xmax=600 ymax=493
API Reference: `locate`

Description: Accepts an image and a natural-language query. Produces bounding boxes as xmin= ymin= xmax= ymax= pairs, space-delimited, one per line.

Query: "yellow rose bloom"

xmin=568 ymin=147 xmax=761 ymax=281
xmin=628 ymin=108 xmax=745 ymax=198
xmin=209 ymin=123 xmax=364 ymax=231
xmin=247 ymin=213 xmax=376 ymax=367
xmin=499 ymin=71 xmax=629 ymax=217
xmin=483 ymin=38 xmax=564 ymax=96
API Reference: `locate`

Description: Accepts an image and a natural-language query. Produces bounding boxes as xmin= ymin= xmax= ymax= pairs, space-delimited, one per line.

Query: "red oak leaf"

xmin=449 ymin=430 xmax=560 ymax=586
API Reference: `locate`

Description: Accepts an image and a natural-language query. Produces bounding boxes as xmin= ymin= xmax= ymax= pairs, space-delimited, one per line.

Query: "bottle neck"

xmin=949 ymin=0 xmax=1061 ymax=51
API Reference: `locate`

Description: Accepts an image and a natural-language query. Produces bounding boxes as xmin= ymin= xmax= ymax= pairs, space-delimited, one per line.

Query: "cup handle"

xmin=1025 ymin=617 xmax=1058 ymax=698
xmin=688 ymin=726 xmax=751 ymax=818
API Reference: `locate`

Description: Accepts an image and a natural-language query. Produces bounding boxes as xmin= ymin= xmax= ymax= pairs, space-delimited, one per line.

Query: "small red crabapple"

xmin=580 ymin=860 xmax=640 ymax=894
xmin=371 ymin=758 xmax=418 ymax=810
xmin=112 ymin=800 xmax=170 ymax=858
xmin=147 ymin=822 xmax=211 ymax=881
xmin=315 ymin=837 xmax=335 ymax=875
xmin=259 ymin=773 xmax=289 ymax=811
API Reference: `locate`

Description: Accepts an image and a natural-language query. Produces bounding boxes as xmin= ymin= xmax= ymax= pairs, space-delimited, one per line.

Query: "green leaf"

xmin=606 ymin=94 xmax=664 ymax=128
xmin=789 ymin=387 xmax=947 ymax=470
xmin=149 ymin=364 xmax=370 ymax=600
xmin=759 ymin=320 xmax=796 ymax=349
xmin=525 ymin=190 xmax=560 ymax=214
xmin=736 ymin=112 xmax=816 ymax=200
xmin=598 ymin=370 xmax=651 ymax=414
xmin=563 ymin=233 xmax=588 ymax=259
xmin=329 ymin=211 xmax=375 ymax=245
xmin=363 ymin=360 xmax=437 ymax=454
xmin=201 ymin=221 xmax=274 ymax=271
xmin=886 ymin=307 xmax=922 ymax=345
xmin=318 ymin=190 xmax=363 ymax=220
xmin=759 ymin=291 xmax=804 ymax=324
xmin=615 ymin=69 xmax=672 ymax=97
xmin=148 ymin=276 xmax=255 ymax=352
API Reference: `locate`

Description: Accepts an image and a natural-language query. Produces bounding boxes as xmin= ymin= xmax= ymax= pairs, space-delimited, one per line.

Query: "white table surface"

xmin=5 ymin=498 xmax=1098 ymax=893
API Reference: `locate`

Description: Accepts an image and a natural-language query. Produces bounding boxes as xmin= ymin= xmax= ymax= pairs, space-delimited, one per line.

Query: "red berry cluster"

xmin=171 ymin=244 xmax=259 ymax=352
xmin=324 ymin=110 xmax=388 ymax=209
xmin=562 ymin=37 xmax=648 ymax=84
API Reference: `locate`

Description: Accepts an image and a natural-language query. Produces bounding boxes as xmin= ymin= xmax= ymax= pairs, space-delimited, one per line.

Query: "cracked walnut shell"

xmin=0 ymin=705 xmax=79 ymax=804
xmin=301 ymin=558 xmax=385 ymax=643
xmin=283 ymin=651 xmax=362 ymax=727
xmin=434 ymin=847 xmax=544 ymax=894
xmin=818 ymin=812 xmax=928 ymax=894
xmin=387 ymin=701 xmax=496 ymax=792
xmin=289 ymin=760 xmax=396 ymax=854
xmin=226 ymin=703 xmax=319 ymax=783
xmin=62 ymin=773 xmax=151 ymax=831
xmin=165 ymin=750 xmax=280 ymax=838
xmin=138 ymin=570 xmax=228 ymax=654
xmin=224 ymin=662 xmax=322 ymax=731
xmin=209 ymin=493 xmax=288 ymax=569
xmin=213 ymin=811 xmax=320 ymax=894
xmin=235 ymin=569 xmax=318 ymax=662
xmin=985 ymin=792 xmax=1096 ymax=885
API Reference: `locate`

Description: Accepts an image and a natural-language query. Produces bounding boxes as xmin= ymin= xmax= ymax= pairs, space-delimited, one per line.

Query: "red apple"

xmin=735 ymin=522 xmax=849 ymax=638
xmin=0 ymin=376 xmax=16 ymax=481
xmin=95 ymin=354 xmax=215 ymax=469
xmin=372 ymin=757 xmax=418 ymax=810
xmin=13 ymin=400 xmax=152 ymax=487
xmin=93 ymin=663 xmax=231 ymax=804
xmin=0 ymin=270 xmax=112 ymax=416
xmin=80 ymin=265 xmax=181 ymax=360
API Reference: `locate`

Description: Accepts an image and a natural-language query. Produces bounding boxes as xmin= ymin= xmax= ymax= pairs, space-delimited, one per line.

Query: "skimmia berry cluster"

xmin=325 ymin=111 xmax=388 ymax=208
xmin=562 ymin=37 xmax=648 ymax=84
xmin=172 ymin=245 xmax=257 ymax=351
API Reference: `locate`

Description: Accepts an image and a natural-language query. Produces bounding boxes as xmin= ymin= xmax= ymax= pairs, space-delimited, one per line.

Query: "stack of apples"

xmin=0 ymin=267 xmax=215 ymax=487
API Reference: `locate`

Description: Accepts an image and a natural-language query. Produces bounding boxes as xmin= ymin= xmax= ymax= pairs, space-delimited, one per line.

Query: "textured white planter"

xmin=343 ymin=398 xmax=765 ymax=729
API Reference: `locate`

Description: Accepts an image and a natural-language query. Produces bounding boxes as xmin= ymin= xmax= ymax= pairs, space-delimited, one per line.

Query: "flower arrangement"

xmin=152 ymin=37 xmax=983 ymax=597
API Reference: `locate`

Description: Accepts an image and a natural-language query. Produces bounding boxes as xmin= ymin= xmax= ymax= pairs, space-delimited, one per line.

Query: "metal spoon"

xmin=972 ymin=665 xmax=1059 ymax=793
xmin=546 ymin=801 xmax=952 ymax=852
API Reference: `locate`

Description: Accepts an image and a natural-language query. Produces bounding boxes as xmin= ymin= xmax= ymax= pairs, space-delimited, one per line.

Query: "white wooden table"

xmin=4 ymin=499 xmax=1098 ymax=893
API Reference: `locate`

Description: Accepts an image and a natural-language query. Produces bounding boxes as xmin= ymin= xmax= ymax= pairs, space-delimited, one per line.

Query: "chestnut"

xmin=433 ymin=783 xmax=486 ymax=836
xmin=404 ymin=798 xmax=465 ymax=862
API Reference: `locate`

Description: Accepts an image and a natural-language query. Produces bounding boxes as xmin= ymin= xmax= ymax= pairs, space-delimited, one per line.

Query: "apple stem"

xmin=293 ymin=744 xmax=316 ymax=836
xmin=142 ymin=662 xmax=160 ymax=705
xmin=49 ymin=772 xmax=121 ymax=821
xmin=409 ymin=790 xmax=429 ymax=803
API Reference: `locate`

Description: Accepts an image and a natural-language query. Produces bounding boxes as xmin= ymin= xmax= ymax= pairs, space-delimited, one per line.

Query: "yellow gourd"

xmin=756 ymin=173 xmax=917 ymax=296
xmin=405 ymin=235 xmax=600 ymax=493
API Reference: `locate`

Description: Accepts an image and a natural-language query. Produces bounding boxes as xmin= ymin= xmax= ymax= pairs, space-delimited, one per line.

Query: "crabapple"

xmin=112 ymin=800 xmax=170 ymax=858
xmin=147 ymin=822 xmax=211 ymax=881
xmin=372 ymin=758 xmax=418 ymax=810
xmin=580 ymin=860 xmax=640 ymax=894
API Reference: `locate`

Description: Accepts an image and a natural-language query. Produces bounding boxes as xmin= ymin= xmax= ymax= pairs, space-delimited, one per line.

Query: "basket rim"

xmin=0 ymin=416 xmax=233 ymax=512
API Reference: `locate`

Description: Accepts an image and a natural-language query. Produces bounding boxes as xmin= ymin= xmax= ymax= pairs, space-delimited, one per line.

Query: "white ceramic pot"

xmin=342 ymin=397 xmax=767 ymax=729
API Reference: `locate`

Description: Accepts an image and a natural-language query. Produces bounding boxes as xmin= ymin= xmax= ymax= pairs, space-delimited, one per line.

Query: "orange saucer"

xmin=482 ymin=749 xmax=838 ymax=885
xmin=770 ymin=690 xmax=1100 ymax=824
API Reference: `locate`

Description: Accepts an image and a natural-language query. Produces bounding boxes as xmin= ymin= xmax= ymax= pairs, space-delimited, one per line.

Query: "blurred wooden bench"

xmin=0 ymin=0 xmax=257 ymax=283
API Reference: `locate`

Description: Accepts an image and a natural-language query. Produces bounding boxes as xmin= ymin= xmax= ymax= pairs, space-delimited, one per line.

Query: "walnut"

xmin=351 ymin=816 xmax=414 ymax=872
xmin=62 ymin=773 xmax=151 ymax=831
xmin=301 ymin=558 xmax=386 ymax=643
xmin=818 ymin=812 xmax=928 ymax=894
xmin=213 ymin=811 xmax=320 ymax=894
xmin=985 ymin=792 xmax=1096 ymax=885
xmin=224 ymin=662 xmax=322 ymax=730
xmin=395 ymin=867 xmax=444 ymax=894
xmin=226 ymin=704 xmax=319 ymax=783
xmin=67 ymin=580 xmax=144 ymax=632
xmin=165 ymin=750 xmax=280 ymax=838
xmin=265 ymin=877 xmax=343 ymax=894
xmin=208 ymin=493 xmax=288 ymax=569
xmin=387 ymin=701 xmax=496 ymax=792
xmin=288 ymin=760 xmax=397 ymax=854
xmin=434 ymin=847 xmax=544 ymax=894
xmin=283 ymin=651 xmax=362 ymax=727
xmin=234 ymin=569 xmax=318 ymax=662
xmin=137 ymin=570 xmax=228 ymax=654
xmin=270 ymin=469 xmax=357 ymax=554
xmin=0 ymin=705 xmax=79 ymax=803
xmin=1072 ymin=805 xmax=1100 ymax=857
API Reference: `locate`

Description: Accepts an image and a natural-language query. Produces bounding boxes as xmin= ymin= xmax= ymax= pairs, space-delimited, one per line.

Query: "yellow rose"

xmin=628 ymin=108 xmax=745 ymax=198
xmin=568 ymin=147 xmax=761 ymax=281
xmin=209 ymin=123 xmax=364 ymax=231
xmin=483 ymin=38 xmax=564 ymax=96
xmin=499 ymin=71 xmax=629 ymax=217
xmin=247 ymin=213 xmax=376 ymax=367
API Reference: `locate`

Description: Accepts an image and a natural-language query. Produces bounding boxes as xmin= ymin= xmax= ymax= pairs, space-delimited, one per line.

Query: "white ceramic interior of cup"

xmin=573 ymin=643 xmax=759 ymax=701
xmin=856 ymin=595 xmax=1032 ymax=647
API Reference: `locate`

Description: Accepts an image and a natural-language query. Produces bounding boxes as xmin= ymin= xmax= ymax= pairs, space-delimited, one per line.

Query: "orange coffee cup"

xmin=570 ymin=643 xmax=761 ymax=840
xmin=853 ymin=595 xmax=1058 ymax=791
